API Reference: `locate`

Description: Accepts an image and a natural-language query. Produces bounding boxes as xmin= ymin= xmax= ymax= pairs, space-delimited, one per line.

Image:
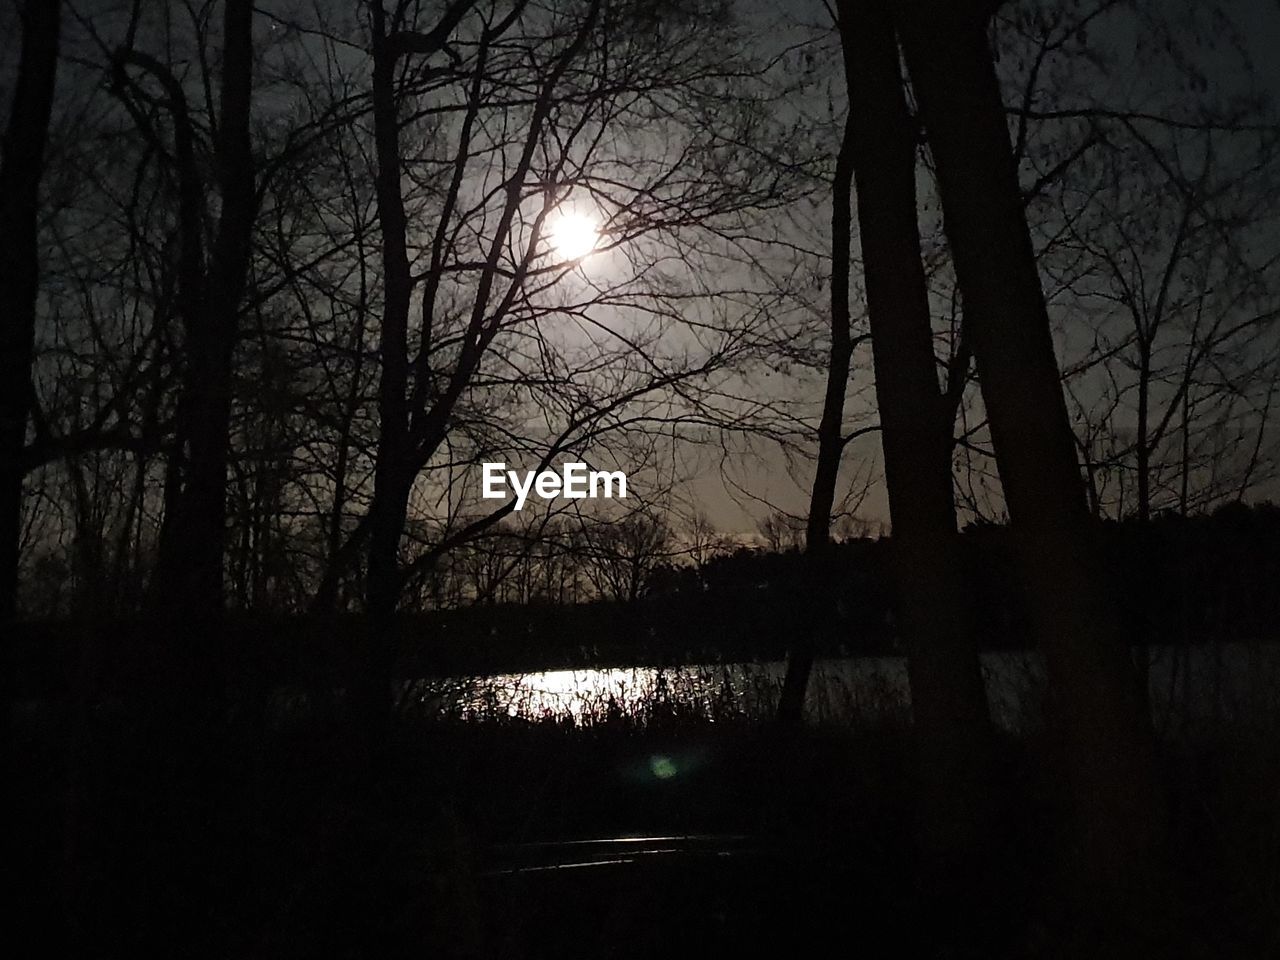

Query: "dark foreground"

xmin=9 ymin=665 xmax=1280 ymax=958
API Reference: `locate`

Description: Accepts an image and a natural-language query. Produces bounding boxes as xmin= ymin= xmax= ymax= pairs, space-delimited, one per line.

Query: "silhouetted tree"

xmin=681 ymin=510 xmax=732 ymax=588
xmin=580 ymin=511 xmax=674 ymax=603
xmin=1 ymin=0 xmax=60 ymax=624
xmin=774 ymin=10 xmax=859 ymax=727
xmin=756 ymin=510 xmax=806 ymax=555
xmin=898 ymin=0 xmax=1165 ymax=933
xmin=104 ymin=0 xmax=257 ymax=618
xmin=840 ymin=0 xmax=992 ymax=872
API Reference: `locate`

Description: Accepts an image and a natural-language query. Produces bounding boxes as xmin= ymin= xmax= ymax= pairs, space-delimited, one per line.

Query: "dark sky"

xmin=5 ymin=0 xmax=1279 ymax=539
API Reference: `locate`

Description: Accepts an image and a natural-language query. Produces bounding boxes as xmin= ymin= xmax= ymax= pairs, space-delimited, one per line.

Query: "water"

xmin=398 ymin=640 xmax=1280 ymax=736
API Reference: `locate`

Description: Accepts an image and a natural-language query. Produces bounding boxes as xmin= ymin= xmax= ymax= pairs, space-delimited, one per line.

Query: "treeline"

xmin=22 ymin=498 xmax=1265 ymax=684
xmin=412 ymin=499 xmax=1280 ymax=672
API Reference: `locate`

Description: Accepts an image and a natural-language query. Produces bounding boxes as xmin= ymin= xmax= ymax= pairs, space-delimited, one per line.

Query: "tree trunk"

xmin=898 ymin=0 xmax=1165 ymax=928
xmin=361 ymin=469 xmax=409 ymax=743
xmin=841 ymin=0 xmax=993 ymax=874
xmin=359 ymin=14 xmax=417 ymax=741
xmin=776 ymin=57 xmax=857 ymax=727
xmin=0 ymin=1 xmax=59 ymax=793
xmin=1136 ymin=345 xmax=1151 ymax=524
xmin=150 ymin=0 xmax=257 ymax=620
xmin=1134 ymin=343 xmax=1152 ymax=714
xmin=0 ymin=0 xmax=60 ymax=623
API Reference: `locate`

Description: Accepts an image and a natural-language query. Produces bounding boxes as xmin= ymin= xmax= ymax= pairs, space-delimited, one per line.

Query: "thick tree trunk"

xmin=0 ymin=0 xmax=60 ymax=623
xmin=0 ymin=2 xmax=59 ymax=795
xmin=150 ymin=0 xmax=256 ymax=619
xmin=841 ymin=0 xmax=992 ymax=871
xmin=898 ymin=0 xmax=1164 ymax=925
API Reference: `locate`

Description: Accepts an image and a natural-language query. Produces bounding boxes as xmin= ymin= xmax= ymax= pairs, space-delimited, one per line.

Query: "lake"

xmin=395 ymin=640 xmax=1280 ymax=737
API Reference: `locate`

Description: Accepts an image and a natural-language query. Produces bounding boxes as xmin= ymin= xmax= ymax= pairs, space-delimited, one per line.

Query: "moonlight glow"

xmin=548 ymin=212 xmax=599 ymax=261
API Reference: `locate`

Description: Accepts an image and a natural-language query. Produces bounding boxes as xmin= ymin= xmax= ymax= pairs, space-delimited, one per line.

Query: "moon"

xmin=548 ymin=212 xmax=600 ymax=261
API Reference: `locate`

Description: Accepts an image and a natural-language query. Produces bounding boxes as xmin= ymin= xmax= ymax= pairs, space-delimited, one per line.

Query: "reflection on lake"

xmin=399 ymin=641 xmax=1280 ymax=736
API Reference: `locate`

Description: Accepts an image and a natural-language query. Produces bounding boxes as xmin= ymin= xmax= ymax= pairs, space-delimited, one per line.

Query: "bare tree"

xmin=580 ymin=510 xmax=674 ymax=603
xmin=841 ymin=0 xmax=991 ymax=868
xmin=1058 ymin=127 xmax=1280 ymax=522
xmin=1 ymin=0 xmax=61 ymax=622
xmin=898 ymin=0 xmax=1164 ymax=929
xmin=681 ymin=510 xmax=731 ymax=587
xmin=98 ymin=0 xmax=259 ymax=618
xmin=756 ymin=509 xmax=806 ymax=553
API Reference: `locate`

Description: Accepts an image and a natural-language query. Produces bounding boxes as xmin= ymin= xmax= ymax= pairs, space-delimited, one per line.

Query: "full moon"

xmin=548 ymin=212 xmax=599 ymax=261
